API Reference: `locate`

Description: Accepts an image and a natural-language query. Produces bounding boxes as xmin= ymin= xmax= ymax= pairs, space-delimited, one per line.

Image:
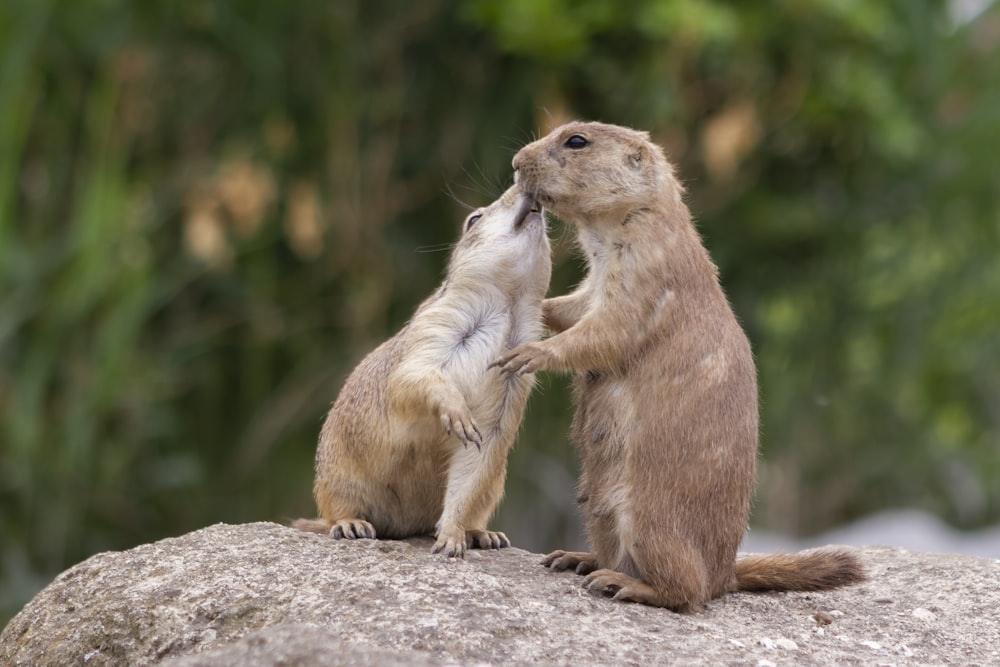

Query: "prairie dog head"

xmin=512 ymin=121 xmax=679 ymax=224
xmin=446 ymin=185 xmax=551 ymax=298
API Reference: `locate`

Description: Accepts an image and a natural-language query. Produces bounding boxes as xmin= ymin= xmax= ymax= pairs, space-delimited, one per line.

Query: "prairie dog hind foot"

xmin=329 ymin=519 xmax=376 ymax=540
xmin=541 ymin=550 xmax=599 ymax=575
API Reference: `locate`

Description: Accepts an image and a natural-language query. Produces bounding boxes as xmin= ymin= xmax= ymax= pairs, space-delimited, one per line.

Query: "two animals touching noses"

xmin=293 ymin=121 xmax=866 ymax=613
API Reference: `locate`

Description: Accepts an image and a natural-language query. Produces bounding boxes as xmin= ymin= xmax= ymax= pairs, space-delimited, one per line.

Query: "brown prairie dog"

xmin=294 ymin=185 xmax=551 ymax=557
xmin=494 ymin=121 xmax=865 ymax=610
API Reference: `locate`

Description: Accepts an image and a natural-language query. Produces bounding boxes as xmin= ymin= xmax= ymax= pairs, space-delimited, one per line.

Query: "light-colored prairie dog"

xmin=294 ymin=185 xmax=551 ymax=557
xmin=494 ymin=121 xmax=865 ymax=610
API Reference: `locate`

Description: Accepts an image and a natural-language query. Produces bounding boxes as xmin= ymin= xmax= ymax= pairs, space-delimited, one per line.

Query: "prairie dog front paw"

xmin=491 ymin=341 xmax=553 ymax=375
xmin=439 ymin=401 xmax=483 ymax=450
xmin=432 ymin=525 xmax=468 ymax=558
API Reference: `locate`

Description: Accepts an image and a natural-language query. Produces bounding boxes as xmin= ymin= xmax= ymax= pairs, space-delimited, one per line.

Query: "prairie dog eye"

xmin=465 ymin=213 xmax=483 ymax=230
xmin=564 ymin=134 xmax=589 ymax=149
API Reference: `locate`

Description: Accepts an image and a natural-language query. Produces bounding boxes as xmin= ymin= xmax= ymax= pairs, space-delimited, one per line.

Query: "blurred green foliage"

xmin=2 ymin=0 xmax=998 ymax=625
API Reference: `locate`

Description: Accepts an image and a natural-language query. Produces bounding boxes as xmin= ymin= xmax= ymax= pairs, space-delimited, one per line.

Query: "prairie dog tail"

xmin=734 ymin=547 xmax=867 ymax=593
xmin=292 ymin=518 xmax=331 ymax=535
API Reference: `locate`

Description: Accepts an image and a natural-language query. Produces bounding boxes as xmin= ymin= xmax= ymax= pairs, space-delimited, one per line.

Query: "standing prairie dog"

xmin=295 ymin=185 xmax=551 ymax=557
xmin=494 ymin=121 xmax=865 ymax=610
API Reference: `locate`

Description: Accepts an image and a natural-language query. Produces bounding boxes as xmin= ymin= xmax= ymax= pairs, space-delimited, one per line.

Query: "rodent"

xmin=294 ymin=185 xmax=551 ymax=557
xmin=494 ymin=121 xmax=865 ymax=610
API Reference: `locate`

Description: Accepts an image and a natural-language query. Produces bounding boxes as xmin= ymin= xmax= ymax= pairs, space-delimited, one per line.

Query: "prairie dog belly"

xmin=443 ymin=305 xmax=534 ymax=432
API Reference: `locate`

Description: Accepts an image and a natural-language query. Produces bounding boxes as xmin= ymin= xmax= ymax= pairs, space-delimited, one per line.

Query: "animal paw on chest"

xmin=491 ymin=342 xmax=554 ymax=375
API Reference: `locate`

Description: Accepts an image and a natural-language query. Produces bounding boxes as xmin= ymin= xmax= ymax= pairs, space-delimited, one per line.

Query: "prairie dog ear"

xmin=627 ymin=143 xmax=647 ymax=170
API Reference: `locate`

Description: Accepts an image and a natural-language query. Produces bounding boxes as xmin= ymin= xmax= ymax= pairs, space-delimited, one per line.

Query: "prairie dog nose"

xmin=512 ymin=152 xmax=523 ymax=171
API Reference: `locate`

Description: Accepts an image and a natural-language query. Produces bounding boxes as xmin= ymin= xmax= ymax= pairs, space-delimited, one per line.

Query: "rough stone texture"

xmin=1 ymin=522 xmax=998 ymax=666
xmin=158 ymin=624 xmax=442 ymax=667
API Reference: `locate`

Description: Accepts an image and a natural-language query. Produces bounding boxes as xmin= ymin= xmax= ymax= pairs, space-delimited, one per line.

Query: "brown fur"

xmin=295 ymin=185 xmax=551 ymax=557
xmin=495 ymin=121 xmax=866 ymax=610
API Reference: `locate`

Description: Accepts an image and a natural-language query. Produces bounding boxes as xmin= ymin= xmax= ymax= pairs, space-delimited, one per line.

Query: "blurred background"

xmin=2 ymin=0 xmax=999 ymax=625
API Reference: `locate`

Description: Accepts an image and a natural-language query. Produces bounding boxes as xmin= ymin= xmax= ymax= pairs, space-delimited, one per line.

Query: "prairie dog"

xmin=295 ymin=185 xmax=551 ymax=557
xmin=494 ymin=121 xmax=865 ymax=610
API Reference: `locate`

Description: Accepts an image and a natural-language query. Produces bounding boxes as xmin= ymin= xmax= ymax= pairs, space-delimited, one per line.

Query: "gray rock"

xmin=159 ymin=624 xmax=443 ymax=667
xmin=1 ymin=522 xmax=998 ymax=666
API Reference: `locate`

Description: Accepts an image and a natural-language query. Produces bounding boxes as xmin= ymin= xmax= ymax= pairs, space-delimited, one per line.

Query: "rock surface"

xmin=1 ymin=522 xmax=998 ymax=666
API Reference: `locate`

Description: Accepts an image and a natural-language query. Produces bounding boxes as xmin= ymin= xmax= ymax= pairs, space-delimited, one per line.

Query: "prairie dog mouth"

xmin=514 ymin=197 xmax=542 ymax=229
